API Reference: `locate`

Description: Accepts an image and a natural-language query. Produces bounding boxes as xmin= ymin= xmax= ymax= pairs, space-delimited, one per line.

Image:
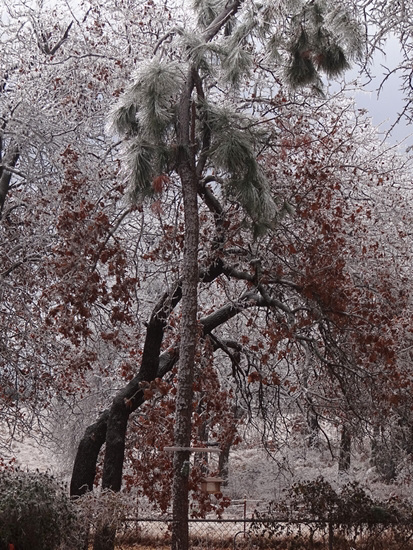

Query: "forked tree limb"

xmin=69 ymin=282 xmax=279 ymax=496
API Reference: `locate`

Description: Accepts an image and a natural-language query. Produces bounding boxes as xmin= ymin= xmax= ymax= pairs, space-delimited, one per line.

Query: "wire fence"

xmin=115 ymin=516 xmax=413 ymax=549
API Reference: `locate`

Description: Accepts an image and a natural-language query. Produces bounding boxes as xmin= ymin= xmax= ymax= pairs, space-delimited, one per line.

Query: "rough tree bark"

xmin=169 ymin=8 xmax=244 ymax=543
xmin=171 ymin=67 xmax=199 ymax=550
xmin=70 ymin=410 xmax=110 ymax=497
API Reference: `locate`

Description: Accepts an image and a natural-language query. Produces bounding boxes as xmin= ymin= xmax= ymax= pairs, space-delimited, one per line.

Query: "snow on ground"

xmin=12 ymin=437 xmax=59 ymax=474
xmin=6 ymin=421 xmax=413 ymax=509
xmin=9 ymin=435 xmax=61 ymax=474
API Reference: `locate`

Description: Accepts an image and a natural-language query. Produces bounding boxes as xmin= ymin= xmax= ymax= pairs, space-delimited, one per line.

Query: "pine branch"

xmin=203 ymin=0 xmax=244 ymax=42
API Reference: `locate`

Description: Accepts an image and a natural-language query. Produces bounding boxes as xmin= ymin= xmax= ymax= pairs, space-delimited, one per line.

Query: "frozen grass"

xmin=112 ymin=533 xmax=413 ymax=550
xmin=112 ymin=519 xmax=413 ymax=550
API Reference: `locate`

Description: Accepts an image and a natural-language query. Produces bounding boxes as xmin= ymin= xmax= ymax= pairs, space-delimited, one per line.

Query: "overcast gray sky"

xmin=348 ymin=36 xmax=412 ymax=148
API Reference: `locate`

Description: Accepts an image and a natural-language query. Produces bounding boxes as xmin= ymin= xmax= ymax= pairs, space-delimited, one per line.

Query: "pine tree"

xmin=104 ymin=2 xmax=363 ymax=550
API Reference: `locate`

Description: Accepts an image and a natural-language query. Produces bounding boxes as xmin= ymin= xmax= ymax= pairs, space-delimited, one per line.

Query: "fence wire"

xmin=115 ymin=516 xmax=413 ymax=549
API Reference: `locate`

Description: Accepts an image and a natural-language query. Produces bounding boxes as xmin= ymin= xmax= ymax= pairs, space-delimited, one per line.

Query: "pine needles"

xmin=108 ymin=59 xmax=183 ymax=200
xmin=286 ymin=1 xmax=363 ymax=88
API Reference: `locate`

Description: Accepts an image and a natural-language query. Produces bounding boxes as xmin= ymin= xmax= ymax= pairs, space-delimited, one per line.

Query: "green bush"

xmin=0 ymin=468 xmax=79 ymax=550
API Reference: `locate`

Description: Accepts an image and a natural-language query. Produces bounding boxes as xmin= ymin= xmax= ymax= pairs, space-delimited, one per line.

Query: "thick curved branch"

xmin=70 ymin=263 xmax=298 ymax=496
xmin=203 ymin=0 xmax=244 ymax=42
xmin=70 ymin=259 xmax=224 ymax=496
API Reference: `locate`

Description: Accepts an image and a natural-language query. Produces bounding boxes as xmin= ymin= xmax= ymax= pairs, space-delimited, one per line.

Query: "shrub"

xmin=251 ymin=477 xmax=413 ymax=548
xmin=0 ymin=468 xmax=79 ymax=550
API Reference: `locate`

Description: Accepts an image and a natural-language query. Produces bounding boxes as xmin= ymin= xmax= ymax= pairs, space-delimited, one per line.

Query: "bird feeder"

xmin=164 ymin=445 xmax=224 ymax=494
xmin=200 ymin=476 xmax=225 ymax=494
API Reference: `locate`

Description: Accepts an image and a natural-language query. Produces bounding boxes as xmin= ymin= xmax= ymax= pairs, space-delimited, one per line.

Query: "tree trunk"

xmin=171 ymin=184 xmax=198 ymax=550
xmin=70 ymin=410 xmax=109 ymax=497
xmin=171 ymin=68 xmax=199 ymax=550
xmin=338 ymin=424 xmax=351 ymax=473
xmin=92 ymin=396 xmax=129 ymax=550
xmin=306 ymin=406 xmax=319 ymax=448
xmin=91 ymin=286 xmax=181 ymax=550
xmin=70 ymin=349 xmax=179 ymax=500
xmin=301 ymin=344 xmax=319 ymax=448
xmin=218 ymin=442 xmax=231 ymax=483
xmin=218 ymin=404 xmax=243 ymax=484
xmin=69 ymin=261 xmax=232 ymax=503
xmin=0 ymin=143 xmax=19 ymax=216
